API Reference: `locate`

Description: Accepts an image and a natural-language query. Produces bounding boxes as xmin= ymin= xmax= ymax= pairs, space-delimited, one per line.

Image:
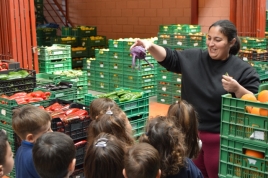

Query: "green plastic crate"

xmin=38 ymin=44 xmax=71 ymax=60
xmin=81 ymin=36 xmax=106 ymax=47
xmin=123 ymin=63 xmax=156 ymax=75
xmin=94 ymin=70 xmax=110 ymax=81
xmin=172 ymin=94 xmax=181 ymax=103
xmin=109 ymin=62 xmax=124 ymax=73
xmin=36 ymin=73 xmax=60 ymax=85
xmin=36 ymin=28 xmax=57 ymax=38
xmin=86 ymin=69 xmax=96 ymax=79
xmin=156 ymin=91 xmax=173 ymax=104
xmin=188 ymin=34 xmax=206 ymax=48
xmin=39 ymin=58 xmax=72 ymax=73
xmin=129 ymin=113 xmax=148 ymax=137
xmin=241 ymin=37 xmax=267 ymax=50
xmin=37 ymin=37 xmax=52 ymax=47
xmin=171 ymin=33 xmax=189 ymax=48
xmin=71 ymin=47 xmax=88 ymax=58
xmin=157 ymin=33 xmax=172 ymax=46
xmin=221 ymin=93 xmax=268 ymax=147
xmin=77 ymin=85 xmax=88 ymax=99
xmin=53 ymin=70 xmax=88 ymax=87
xmin=73 ymin=26 xmax=97 ymax=37
xmin=109 ymin=83 xmax=123 ymax=92
xmin=157 ymin=80 xmax=173 ymax=93
xmin=95 ymin=49 xmax=109 ymax=61
xmin=85 ymin=88 xmax=149 ymax=118
xmin=72 ymin=58 xmax=84 ymax=68
xmin=172 ymin=73 xmax=182 ymax=82
xmin=52 ymin=36 xmax=79 ymax=46
xmin=157 ymin=68 xmax=173 ymax=81
xmin=109 ymin=73 xmax=123 ymax=84
xmin=172 ymin=82 xmax=181 ymax=95
xmin=219 ymin=136 xmax=268 ymax=178
xmin=93 ymin=60 xmax=109 ymax=71
xmin=83 ymin=58 xmax=96 ymax=70
xmin=108 ymin=40 xmax=135 ymax=52
xmin=94 ymin=80 xmax=110 ymax=93
xmin=87 ymin=79 xmax=96 ymax=91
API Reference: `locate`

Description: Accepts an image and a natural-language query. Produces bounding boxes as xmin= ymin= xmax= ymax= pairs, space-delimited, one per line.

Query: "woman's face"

xmin=2 ymin=141 xmax=14 ymax=176
xmin=206 ymin=26 xmax=235 ymax=60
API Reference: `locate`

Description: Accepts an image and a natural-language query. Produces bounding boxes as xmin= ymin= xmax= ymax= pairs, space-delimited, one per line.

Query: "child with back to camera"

xmin=32 ymin=132 xmax=76 ymax=178
xmin=89 ymin=97 xmax=119 ymax=120
xmin=12 ymin=105 xmax=52 ymax=178
xmin=139 ymin=116 xmax=203 ymax=178
xmin=123 ymin=142 xmax=161 ymax=178
xmin=84 ymin=132 xmax=125 ymax=178
xmin=87 ymin=107 xmax=134 ymax=148
xmin=167 ymin=100 xmax=200 ymax=159
xmin=0 ymin=129 xmax=14 ymax=178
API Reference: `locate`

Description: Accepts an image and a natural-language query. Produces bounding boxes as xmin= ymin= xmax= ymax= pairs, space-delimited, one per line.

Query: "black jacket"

xmin=159 ymin=48 xmax=260 ymax=133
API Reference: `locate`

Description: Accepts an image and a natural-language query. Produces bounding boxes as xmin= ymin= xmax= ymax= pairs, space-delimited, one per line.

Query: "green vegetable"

xmin=108 ymin=95 xmax=119 ymax=100
xmin=18 ymin=70 xmax=29 ymax=78
xmin=7 ymin=72 xmax=22 ymax=80
xmin=116 ymin=90 xmax=131 ymax=97
xmin=0 ymin=74 xmax=8 ymax=80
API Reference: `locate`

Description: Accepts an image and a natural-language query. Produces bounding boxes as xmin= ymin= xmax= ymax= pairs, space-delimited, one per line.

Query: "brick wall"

xmin=67 ymin=0 xmax=191 ymax=39
xmin=199 ymin=0 xmax=230 ymax=33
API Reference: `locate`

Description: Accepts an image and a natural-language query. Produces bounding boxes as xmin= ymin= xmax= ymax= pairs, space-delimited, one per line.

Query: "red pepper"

xmin=74 ymin=140 xmax=87 ymax=148
xmin=38 ymin=106 xmax=45 ymax=110
xmin=15 ymin=98 xmax=28 ymax=105
xmin=0 ymin=63 xmax=9 ymax=70
xmin=30 ymin=91 xmax=44 ymax=97
xmin=1 ymin=95 xmax=9 ymax=99
xmin=28 ymin=97 xmax=44 ymax=103
xmin=9 ymin=92 xmax=27 ymax=100
xmin=52 ymin=113 xmax=66 ymax=119
xmin=45 ymin=103 xmax=61 ymax=112
xmin=61 ymin=104 xmax=70 ymax=111
xmin=65 ymin=108 xmax=80 ymax=115
xmin=43 ymin=92 xmax=51 ymax=100
xmin=72 ymin=109 xmax=88 ymax=116
xmin=51 ymin=110 xmax=66 ymax=118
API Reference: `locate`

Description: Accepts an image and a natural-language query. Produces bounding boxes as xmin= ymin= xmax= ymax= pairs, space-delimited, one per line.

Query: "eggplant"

xmin=59 ymin=85 xmax=69 ymax=89
xmin=49 ymin=86 xmax=61 ymax=91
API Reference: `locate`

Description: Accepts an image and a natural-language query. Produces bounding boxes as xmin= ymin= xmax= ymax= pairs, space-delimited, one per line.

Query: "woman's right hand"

xmin=130 ymin=39 xmax=153 ymax=50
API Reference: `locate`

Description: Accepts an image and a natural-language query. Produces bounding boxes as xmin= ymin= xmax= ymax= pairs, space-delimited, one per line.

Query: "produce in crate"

xmin=37 ymin=81 xmax=73 ymax=91
xmin=1 ymin=91 xmax=51 ymax=104
xmin=53 ymin=70 xmax=83 ymax=77
xmin=130 ymin=46 xmax=154 ymax=69
xmin=0 ymin=70 xmax=29 ymax=80
xmin=95 ymin=89 xmax=143 ymax=102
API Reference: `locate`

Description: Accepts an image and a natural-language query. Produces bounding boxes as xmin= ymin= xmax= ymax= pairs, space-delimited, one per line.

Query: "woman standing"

xmin=131 ymin=20 xmax=260 ymax=177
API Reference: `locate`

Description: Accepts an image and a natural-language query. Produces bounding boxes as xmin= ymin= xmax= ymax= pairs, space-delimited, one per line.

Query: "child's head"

xmin=167 ymin=100 xmax=200 ymax=158
xmin=89 ymin=97 xmax=119 ymax=120
xmin=0 ymin=129 xmax=14 ymax=178
xmin=87 ymin=107 xmax=134 ymax=147
xmin=84 ymin=132 xmax=125 ymax=178
xmin=12 ymin=105 xmax=52 ymax=142
xmin=139 ymin=116 xmax=186 ymax=178
xmin=32 ymin=132 xmax=76 ymax=178
xmin=123 ymin=142 xmax=161 ymax=178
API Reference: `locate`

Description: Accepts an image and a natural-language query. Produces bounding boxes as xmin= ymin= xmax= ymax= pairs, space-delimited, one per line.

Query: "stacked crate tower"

xmin=156 ymin=24 xmax=206 ymax=104
xmin=34 ymin=0 xmax=44 ymax=25
xmin=85 ymin=38 xmax=157 ymax=97
xmin=219 ymin=84 xmax=268 ymax=177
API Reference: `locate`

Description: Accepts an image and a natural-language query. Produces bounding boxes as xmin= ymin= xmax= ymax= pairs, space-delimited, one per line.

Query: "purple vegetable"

xmin=130 ymin=46 xmax=154 ymax=69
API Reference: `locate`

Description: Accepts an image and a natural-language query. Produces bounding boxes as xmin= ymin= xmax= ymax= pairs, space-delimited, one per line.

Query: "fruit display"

xmin=95 ymin=89 xmax=143 ymax=102
xmin=0 ymin=70 xmax=29 ymax=80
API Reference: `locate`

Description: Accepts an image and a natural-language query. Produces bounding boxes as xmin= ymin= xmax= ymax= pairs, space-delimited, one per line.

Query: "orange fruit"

xmin=245 ymin=149 xmax=264 ymax=158
xmin=241 ymin=94 xmax=257 ymax=113
xmin=258 ymin=90 xmax=268 ymax=102
xmin=251 ymin=107 xmax=260 ymax=115
xmin=260 ymin=108 xmax=268 ymax=116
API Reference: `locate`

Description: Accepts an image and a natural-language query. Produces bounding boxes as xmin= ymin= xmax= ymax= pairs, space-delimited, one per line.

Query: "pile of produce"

xmin=53 ymin=70 xmax=84 ymax=77
xmin=96 ymin=89 xmax=143 ymax=102
xmin=1 ymin=91 xmax=51 ymax=104
xmin=0 ymin=70 xmax=29 ymax=80
xmin=37 ymin=81 xmax=73 ymax=91
xmin=44 ymin=102 xmax=88 ymax=124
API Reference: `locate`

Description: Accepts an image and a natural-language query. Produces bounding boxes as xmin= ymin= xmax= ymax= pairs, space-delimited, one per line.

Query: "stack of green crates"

xmin=35 ymin=0 xmax=44 ymax=25
xmin=240 ymin=37 xmax=267 ymax=50
xmin=85 ymin=38 xmax=157 ymax=96
xmin=157 ymin=24 xmax=207 ymax=50
xmin=156 ymin=64 xmax=181 ymax=104
xmin=38 ymin=44 xmax=72 ymax=73
xmin=53 ymin=26 xmax=107 ymax=70
xmin=51 ymin=70 xmax=88 ymax=101
xmin=37 ymin=27 xmax=57 ymax=46
xmin=219 ymin=84 xmax=268 ymax=177
xmin=84 ymin=87 xmax=149 ymax=137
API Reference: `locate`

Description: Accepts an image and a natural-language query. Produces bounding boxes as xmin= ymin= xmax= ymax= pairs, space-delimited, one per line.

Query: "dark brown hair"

xmin=32 ymin=132 xmax=76 ymax=178
xmin=12 ymin=105 xmax=51 ymax=140
xmin=139 ymin=116 xmax=186 ymax=178
xmin=84 ymin=133 xmax=125 ymax=178
xmin=209 ymin=19 xmax=240 ymax=55
xmin=89 ymin=97 xmax=119 ymax=120
xmin=124 ymin=142 xmax=160 ymax=178
xmin=0 ymin=129 xmax=8 ymax=165
xmin=167 ymin=100 xmax=200 ymax=158
xmin=87 ymin=107 xmax=134 ymax=148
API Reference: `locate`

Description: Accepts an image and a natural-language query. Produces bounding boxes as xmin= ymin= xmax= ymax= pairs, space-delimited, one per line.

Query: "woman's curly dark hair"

xmin=139 ymin=116 xmax=186 ymax=178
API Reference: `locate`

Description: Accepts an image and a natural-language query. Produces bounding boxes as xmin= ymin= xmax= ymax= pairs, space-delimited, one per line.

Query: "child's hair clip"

xmin=95 ymin=138 xmax=108 ymax=147
xmin=106 ymin=110 xmax=113 ymax=115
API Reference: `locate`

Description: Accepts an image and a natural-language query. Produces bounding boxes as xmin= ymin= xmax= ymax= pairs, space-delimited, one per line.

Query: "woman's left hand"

xmin=222 ymin=75 xmax=239 ymax=93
